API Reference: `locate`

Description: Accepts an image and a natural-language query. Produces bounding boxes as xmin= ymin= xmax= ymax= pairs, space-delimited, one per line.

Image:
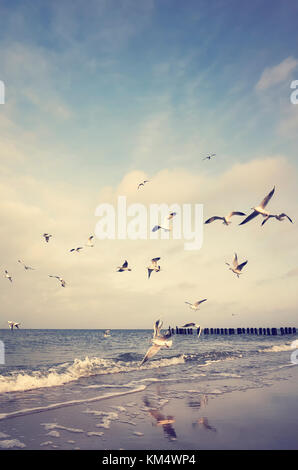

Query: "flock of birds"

xmin=139 ymin=171 xmax=293 ymax=365
xmin=4 ymin=154 xmax=294 ymax=366
xmin=5 ymin=233 xmax=96 ymax=329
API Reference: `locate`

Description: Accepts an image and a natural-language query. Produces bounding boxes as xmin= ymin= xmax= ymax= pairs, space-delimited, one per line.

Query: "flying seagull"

xmin=43 ymin=233 xmax=52 ymax=243
xmin=205 ymin=211 xmax=246 ymax=226
xmin=239 ymin=187 xmax=275 ymax=226
xmin=203 ymin=153 xmax=216 ymax=161
xmin=8 ymin=321 xmax=20 ymax=330
xmin=69 ymin=247 xmax=84 ymax=253
xmin=117 ymin=260 xmax=132 ymax=272
xmin=261 ymin=213 xmax=293 ymax=226
xmin=137 ymin=180 xmax=149 ymax=190
xmin=85 ymin=235 xmax=95 ymax=247
xmin=49 ymin=275 xmax=66 ymax=287
xmin=185 ymin=299 xmax=207 ymax=310
xmin=140 ymin=320 xmax=172 ymax=366
xmin=181 ymin=322 xmax=200 ymax=328
xmin=4 ymin=270 xmax=12 ymax=283
xmin=18 ymin=260 xmax=35 ymax=271
xmin=147 ymin=257 xmax=161 ymax=279
xmin=226 ymin=253 xmax=248 ymax=278
xmin=152 ymin=212 xmax=177 ymax=232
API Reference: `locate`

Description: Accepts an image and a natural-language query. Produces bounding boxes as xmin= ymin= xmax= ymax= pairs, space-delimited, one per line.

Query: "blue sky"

xmin=0 ymin=1 xmax=297 ymax=328
xmin=1 ymin=0 xmax=298 ymax=183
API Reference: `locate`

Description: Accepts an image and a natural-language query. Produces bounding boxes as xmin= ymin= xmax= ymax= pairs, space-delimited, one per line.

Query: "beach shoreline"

xmin=0 ymin=366 xmax=297 ymax=451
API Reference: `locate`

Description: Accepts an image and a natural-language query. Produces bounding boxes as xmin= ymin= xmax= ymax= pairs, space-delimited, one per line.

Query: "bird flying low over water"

xmin=261 ymin=213 xmax=293 ymax=226
xmin=18 ymin=260 xmax=35 ymax=270
xmin=117 ymin=260 xmax=132 ymax=272
xmin=140 ymin=320 xmax=172 ymax=366
xmin=152 ymin=212 xmax=177 ymax=232
xmin=70 ymin=247 xmax=84 ymax=253
xmin=205 ymin=211 xmax=246 ymax=225
xmin=203 ymin=153 xmax=216 ymax=160
xmin=43 ymin=233 xmax=52 ymax=243
xmin=8 ymin=321 xmax=20 ymax=330
xmin=226 ymin=253 xmax=248 ymax=278
xmin=4 ymin=270 xmax=12 ymax=283
xmin=185 ymin=299 xmax=207 ymax=310
xmin=147 ymin=257 xmax=161 ymax=279
xmin=239 ymin=187 xmax=275 ymax=226
xmin=49 ymin=275 xmax=66 ymax=287
xmin=137 ymin=180 xmax=149 ymax=190
xmin=181 ymin=322 xmax=200 ymax=328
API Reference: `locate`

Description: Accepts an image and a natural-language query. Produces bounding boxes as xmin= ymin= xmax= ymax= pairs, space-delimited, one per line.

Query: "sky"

xmin=0 ymin=0 xmax=297 ymax=329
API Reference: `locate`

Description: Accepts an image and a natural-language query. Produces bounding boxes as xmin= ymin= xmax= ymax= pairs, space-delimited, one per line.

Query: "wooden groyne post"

xmin=170 ymin=326 xmax=297 ymax=336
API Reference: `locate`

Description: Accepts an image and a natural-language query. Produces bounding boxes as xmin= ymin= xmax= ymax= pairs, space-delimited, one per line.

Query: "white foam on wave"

xmin=0 ymin=438 xmax=26 ymax=449
xmin=84 ymin=409 xmax=118 ymax=429
xmin=0 ymin=383 xmax=148 ymax=422
xmin=214 ymin=372 xmax=241 ymax=378
xmin=0 ymin=354 xmax=185 ymax=394
xmin=258 ymin=342 xmax=298 ymax=353
xmin=41 ymin=422 xmax=84 ymax=434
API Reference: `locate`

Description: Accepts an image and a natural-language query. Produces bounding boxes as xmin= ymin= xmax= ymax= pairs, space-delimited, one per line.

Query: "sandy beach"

xmin=0 ymin=366 xmax=297 ymax=451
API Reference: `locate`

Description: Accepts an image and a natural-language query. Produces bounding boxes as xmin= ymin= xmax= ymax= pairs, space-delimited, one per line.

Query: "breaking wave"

xmin=0 ymin=354 xmax=185 ymax=394
xmin=258 ymin=342 xmax=298 ymax=353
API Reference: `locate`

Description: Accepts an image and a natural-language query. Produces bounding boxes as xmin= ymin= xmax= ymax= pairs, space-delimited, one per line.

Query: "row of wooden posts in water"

xmin=169 ymin=326 xmax=297 ymax=336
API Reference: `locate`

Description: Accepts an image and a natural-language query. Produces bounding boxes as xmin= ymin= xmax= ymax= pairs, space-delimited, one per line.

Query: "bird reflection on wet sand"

xmin=187 ymin=394 xmax=208 ymax=409
xmin=192 ymin=416 xmax=217 ymax=433
xmin=143 ymin=397 xmax=177 ymax=441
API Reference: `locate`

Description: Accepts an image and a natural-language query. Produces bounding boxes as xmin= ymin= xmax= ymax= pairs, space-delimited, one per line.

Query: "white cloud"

xmin=1 ymin=155 xmax=296 ymax=329
xmin=278 ymin=104 xmax=298 ymax=138
xmin=255 ymin=57 xmax=298 ymax=91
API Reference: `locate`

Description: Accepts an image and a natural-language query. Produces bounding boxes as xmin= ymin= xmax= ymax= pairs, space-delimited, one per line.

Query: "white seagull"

xmin=85 ymin=235 xmax=95 ymax=247
xmin=8 ymin=321 xmax=20 ymax=330
xmin=239 ymin=187 xmax=275 ymax=226
xmin=49 ymin=275 xmax=66 ymax=287
xmin=117 ymin=260 xmax=132 ymax=272
xmin=261 ymin=213 xmax=293 ymax=226
xmin=18 ymin=260 xmax=35 ymax=270
xmin=147 ymin=257 xmax=161 ymax=279
xmin=152 ymin=212 xmax=177 ymax=232
xmin=226 ymin=253 xmax=248 ymax=278
xmin=137 ymin=180 xmax=149 ymax=190
xmin=43 ymin=233 xmax=52 ymax=243
xmin=140 ymin=320 xmax=172 ymax=366
xmin=4 ymin=270 xmax=12 ymax=283
xmin=185 ymin=299 xmax=207 ymax=310
xmin=205 ymin=211 xmax=246 ymax=225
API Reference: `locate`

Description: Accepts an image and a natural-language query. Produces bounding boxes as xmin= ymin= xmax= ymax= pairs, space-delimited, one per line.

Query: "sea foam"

xmin=0 ymin=354 xmax=185 ymax=394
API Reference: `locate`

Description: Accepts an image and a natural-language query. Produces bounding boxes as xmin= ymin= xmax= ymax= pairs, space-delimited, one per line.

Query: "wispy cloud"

xmin=255 ymin=57 xmax=298 ymax=91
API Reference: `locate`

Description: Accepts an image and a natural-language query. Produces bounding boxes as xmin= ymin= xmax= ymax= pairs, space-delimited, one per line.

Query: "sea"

xmin=0 ymin=329 xmax=297 ymax=449
xmin=0 ymin=329 xmax=297 ymax=411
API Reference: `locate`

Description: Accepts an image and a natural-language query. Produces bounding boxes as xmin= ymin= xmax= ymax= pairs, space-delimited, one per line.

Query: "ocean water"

xmin=0 ymin=328 xmax=297 ymax=427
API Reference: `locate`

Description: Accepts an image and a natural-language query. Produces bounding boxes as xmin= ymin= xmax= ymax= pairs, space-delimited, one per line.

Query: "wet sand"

xmin=0 ymin=368 xmax=297 ymax=450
